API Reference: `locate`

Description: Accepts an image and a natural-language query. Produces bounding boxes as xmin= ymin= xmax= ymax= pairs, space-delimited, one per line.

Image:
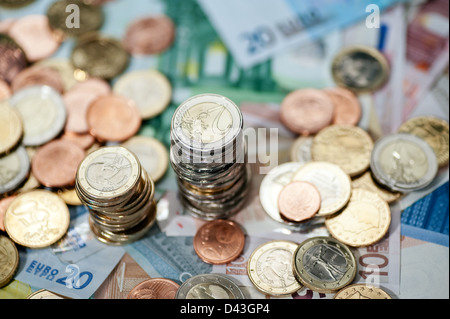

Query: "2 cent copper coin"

xmin=87 ymin=94 xmax=141 ymax=142
xmin=127 ymin=278 xmax=180 ymax=299
xmin=324 ymin=87 xmax=362 ymax=126
xmin=280 ymin=89 xmax=334 ymax=136
xmin=32 ymin=139 xmax=86 ymax=188
xmin=278 ymin=181 xmax=321 ymax=223
xmin=193 ymin=220 xmax=245 ymax=265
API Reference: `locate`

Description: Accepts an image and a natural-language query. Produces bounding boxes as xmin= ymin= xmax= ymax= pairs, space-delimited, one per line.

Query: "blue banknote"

xmin=401 ymin=182 xmax=449 ymax=247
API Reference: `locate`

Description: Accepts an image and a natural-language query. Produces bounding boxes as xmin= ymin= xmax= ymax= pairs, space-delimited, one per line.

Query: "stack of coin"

xmin=75 ymin=146 xmax=157 ymax=245
xmin=170 ymin=94 xmax=251 ymax=220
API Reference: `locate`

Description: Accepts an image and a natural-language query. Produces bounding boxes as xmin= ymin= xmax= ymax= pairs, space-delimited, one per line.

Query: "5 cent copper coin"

xmin=280 ymin=89 xmax=334 ymax=136
xmin=87 ymin=94 xmax=141 ymax=142
xmin=32 ymin=139 xmax=85 ymax=188
xmin=278 ymin=181 xmax=321 ymax=223
xmin=193 ymin=220 xmax=245 ymax=265
xmin=127 ymin=278 xmax=180 ymax=299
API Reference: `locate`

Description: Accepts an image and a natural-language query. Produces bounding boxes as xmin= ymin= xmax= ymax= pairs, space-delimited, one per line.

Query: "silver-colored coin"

xmin=9 ymin=85 xmax=67 ymax=147
xmin=293 ymin=236 xmax=357 ymax=293
xmin=171 ymin=94 xmax=243 ymax=152
xmin=248 ymin=240 xmax=302 ymax=297
xmin=176 ymin=274 xmax=245 ymax=299
xmin=370 ymin=133 xmax=439 ymax=192
xmin=0 ymin=146 xmax=30 ymax=195
xmin=290 ymin=136 xmax=313 ymax=164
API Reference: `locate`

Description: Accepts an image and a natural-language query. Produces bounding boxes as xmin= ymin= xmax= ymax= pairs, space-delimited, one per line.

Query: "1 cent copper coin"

xmin=278 ymin=181 xmax=321 ymax=223
xmin=127 ymin=278 xmax=180 ymax=299
xmin=193 ymin=220 xmax=245 ymax=265
xmin=87 ymin=94 xmax=141 ymax=142
xmin=123 ymin=15 xmax=175 ymax=55
xmin=32 ymin=139 xmax=86 ymax=188
xmin=280 ymin=89 xmax=334 ymax=136
xmin=11 ymin=65 xmax=64 ymax=94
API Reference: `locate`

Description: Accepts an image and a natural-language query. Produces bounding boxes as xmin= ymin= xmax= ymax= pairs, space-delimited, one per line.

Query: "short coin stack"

xmin=170 ymin=94 xmax=251 ymax=220
xmin=75 ymin=146 xmax=156 ymax=245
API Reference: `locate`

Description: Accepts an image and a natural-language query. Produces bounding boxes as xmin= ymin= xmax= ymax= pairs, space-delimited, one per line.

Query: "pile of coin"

xmin=170 ymin=94 xmax=251 ymax=220
xmin=75 ymin=146 xmax=157 ymax=245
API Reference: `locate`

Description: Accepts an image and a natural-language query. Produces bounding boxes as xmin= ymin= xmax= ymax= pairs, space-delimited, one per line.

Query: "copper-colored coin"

xmin=193 ymin=220 xmax=245 ymax=265
xmin=63 ymin=78 xmax=111 ymax=134
xmin=280 ymin=89 xmax=334 ymax=136
xmin=87 ymin=94 xmax=142 ymax=142
xmin=8 ymin=15 xmax=60 ymax=62
xmin=278 ymin=181 xmax=321 ymax=223
xmin=32 ymin=139 xmax=85 ymax=188
xmin=0 ymin=34 xmax=28 ymax=84
xmin=123 ymin=15 xmax=176 ymax=55
xmin=60 ymin=131 xmax=96 ymax=150
xmin=11 ymin=65 xmax=64 ymax=94
xmin=127 ymin=278 xmax=180 ymax=299
xmin=0 ymin=80 xmax=11 ymax=101
xmin=324 ymin=87 xmax=362 ymax=126
xmin=0 ymin=195 xmax=17 ymax=232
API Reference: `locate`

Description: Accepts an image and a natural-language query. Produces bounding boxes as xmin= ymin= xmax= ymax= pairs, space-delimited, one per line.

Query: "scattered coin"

xmin=47 ymin=0 xmax=103 ymax=37
xmin=0 ymin=80 xmax=11 ymax=101
xmin=36 ymin=58 xmax=79 ymax=92
xmin=334 ymin=284 xmax=392 ymax=299
xmin=8 ymin=14 xmax=60 ymax=62
xmin=123 ymin=15 xmax=176 ymax=55
xmin=193 ymin=220 xmax=245 ymax=265
xmin=324 ymin=87 xmax=362 ymax=126
xmin=0 ymin=235 xmax=19 ymax=288
xmin=311 ymin=125 xmax=374 ymax=177
xmin=9 ymin=85 xmax=67 ymax=147
xmin=0 ymin=146 xmax=30 ymax=196
xmin=27 ymin=289 xmax=69 ymax=299
xmin=31 ymin=139 xmax=85 ymax=188
xmin=351 ymin=171 xmax=401 ymax=204
xmin=332 ymin=45 xmax=390 ymax=93
xmin=0 ymin=102 xmax=23 ymax=155
xmin=280 ymin=88 xmax=334 ymax=136
xmin=128 ymin=278 xmax=180 ymax=299
xmin=325 ymin=189 xmax=391 ymax=248
xmin=248 ymin=240 xmax=302 ymax=297
xmin=0 ymin=195 xmax=17 ymax=232
xmin=87 ymin=94 xmax=141 ymax=143
xmin=292 ymin=161 xmax=352 ymax=217
xmin=398 ymin=116 xmax=449 ymax=167
xmin=0 ymin=34 xmax=28 ymax=84
xmin=176 ymin=274 xmax=245 ymax=299
xmin=113 ymin=69 xmax=172 ymax=119
xmin=370 ymin=133 xmax=439 ymax=192
xmin=71 ymin=33 xmax=130 ymax=79
xmin=290 ymin=136 xmax=313 ymax=164
xmin=11 ymin=65 xmax=64 ymax=94
xmin=57 ymin=188 xmax=82 ymax=206
xmin=5 ymin=190 xmax=70 ymax=249
xmin=278 ymin=181 xmax=321 ymax=223
xmin=293 ymin=236 xmax=357 ymax=293
xmin=0 ymin=0 xmax=35 ymax=8
xmin=122 ymin=136 xmax=169 ymax=182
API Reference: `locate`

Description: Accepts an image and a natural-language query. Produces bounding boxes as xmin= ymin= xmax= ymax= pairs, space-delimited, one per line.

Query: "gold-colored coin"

xmin=334 ymin=284 xmax=392 ymax=299
xmin=71 ymin=33 xmax=130 ymax=80
xmin=0 ymin=235 xmax=19 ymax=288
xmin=57 ymin=188 xmax=82 ymax=206
xmin=332 ymin=45 xmax=390 ymax=93
xmin=398 ymin=116 xmax=449 ymax=167
xmin=0 ymin=102 xmax=23 ymax=155
xmin=5 ymin=190 xmax=70 ymax=249
xmin=352 ymin=171 xmax=402 ymax=204
xmin=37 ymin=58 xmax=79 ymax=92
xmin=325 ymin=189 xmax=391 ymax=248
xmin=47 ymin=0 xmax=103 ymax=38
xmin=248 ymin=240 xmax=302 ymax=297
xmin=311 ymin=125 xmax=374 ymax=177
xmin=122 ymin=136 xmax=169 ymax=182
xmin=27 ymin=289 xmax=70 ymax=299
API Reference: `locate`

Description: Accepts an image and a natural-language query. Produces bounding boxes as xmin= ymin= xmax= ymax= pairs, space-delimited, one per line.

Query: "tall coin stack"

xmin=170 ymin=94 xmax=251 ymax=220
xmin=75 ymin=146 xmax=157 ymax=245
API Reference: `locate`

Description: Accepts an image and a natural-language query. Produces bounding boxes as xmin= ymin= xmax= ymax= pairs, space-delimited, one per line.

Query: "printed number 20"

xmin=56 ymin=264 xmax=93 ymax=290
xmin=241 ymin=27 xmax=276 ymax=55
